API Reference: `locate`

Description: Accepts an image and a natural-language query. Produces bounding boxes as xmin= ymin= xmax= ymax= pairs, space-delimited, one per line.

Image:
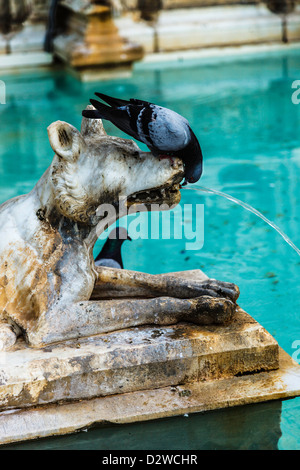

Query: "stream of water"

xmin=183 ymin=185 xmax=300 ymax=257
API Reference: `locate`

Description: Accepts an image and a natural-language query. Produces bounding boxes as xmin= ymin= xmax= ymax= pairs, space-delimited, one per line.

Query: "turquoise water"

xmin=1 ymin=48 xmax=300 ymax=450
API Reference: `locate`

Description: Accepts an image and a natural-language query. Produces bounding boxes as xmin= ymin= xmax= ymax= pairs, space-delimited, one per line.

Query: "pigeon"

xmin=94 ymin=227 xmax=131 ymax=269
xmin=82 ymin=92 xmax=203 ymax=185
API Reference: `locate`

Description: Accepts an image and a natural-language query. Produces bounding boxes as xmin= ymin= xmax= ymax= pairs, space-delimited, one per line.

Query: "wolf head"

xmin=47 ymin=107 xmax=184 ymax=227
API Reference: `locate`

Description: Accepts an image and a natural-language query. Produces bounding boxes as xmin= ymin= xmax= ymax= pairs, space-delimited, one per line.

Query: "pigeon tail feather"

xmin=89 ymin=99 xmax=139 ymax=140
xmin=95 ymin=92 xmax=130 ymax=108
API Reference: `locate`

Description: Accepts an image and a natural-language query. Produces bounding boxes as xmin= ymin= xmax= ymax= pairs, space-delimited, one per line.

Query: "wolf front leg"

xmin=26 ymin=295 xmax=236 ymax=347
xmin=94 ymin=266 xmax=240 ymax=302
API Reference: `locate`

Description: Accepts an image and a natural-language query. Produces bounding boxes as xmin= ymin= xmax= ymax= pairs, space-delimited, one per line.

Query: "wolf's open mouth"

xmin=127 ymin=183 xmax=180 ymax=205
xmin=127 ymin=173 xmax=183 ymax=208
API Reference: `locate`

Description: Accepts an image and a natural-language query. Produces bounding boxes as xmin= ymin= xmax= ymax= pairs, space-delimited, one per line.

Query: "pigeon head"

xmin=184 ymin=159 xmax=203 ymax=185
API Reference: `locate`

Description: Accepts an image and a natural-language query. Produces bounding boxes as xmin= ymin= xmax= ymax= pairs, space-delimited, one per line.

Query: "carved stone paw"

xmin=0 ymin=323 xmax=18 ymax=351
xmin=183 ymin=296 xmax=236 ymax=326
xmin=198 ymin=280 xmax=240 ymax=303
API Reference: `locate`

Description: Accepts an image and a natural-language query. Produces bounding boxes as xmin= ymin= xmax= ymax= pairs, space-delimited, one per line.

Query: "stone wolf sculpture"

xmin=0 ymin=108 xmax=239 ymax=349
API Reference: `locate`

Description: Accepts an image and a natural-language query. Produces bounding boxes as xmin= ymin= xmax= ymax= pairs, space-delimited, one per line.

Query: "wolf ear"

xmin=47 ymin=121 xmax=85 ymax=162
xmin=81 ymin=104 xmax=107 ymax=138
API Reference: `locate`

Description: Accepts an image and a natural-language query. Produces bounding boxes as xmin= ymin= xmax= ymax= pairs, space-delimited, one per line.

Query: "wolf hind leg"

xmin=26 ymin=295 xmax=236 ymax=348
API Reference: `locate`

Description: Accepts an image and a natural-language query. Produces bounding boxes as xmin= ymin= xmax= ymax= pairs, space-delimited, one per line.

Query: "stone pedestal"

xmin=0 ymin=269 xmax=300 ymax=445
xmin=53 ymin=0 xmax=144 ymax=79
xmin=0 ymin=308 xmax=279 ymax=411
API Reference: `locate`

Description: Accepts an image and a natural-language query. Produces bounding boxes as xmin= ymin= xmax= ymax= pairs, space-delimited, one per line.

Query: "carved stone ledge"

xmin=0 ymin=306 xmax=279 ymax=412
xmin=53 ymin=0 xmax=144 ymax=74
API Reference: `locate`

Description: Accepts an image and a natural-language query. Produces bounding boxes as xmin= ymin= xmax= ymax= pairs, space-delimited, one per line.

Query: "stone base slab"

xmin=0 ymin=348 xmax=299 ymax=445
xmin=0 ymin=307 xmax=278 ymax=412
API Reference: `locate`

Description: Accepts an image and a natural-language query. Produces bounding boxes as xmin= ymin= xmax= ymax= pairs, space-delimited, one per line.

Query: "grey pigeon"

xmin=95 ymin=227 xmax=131 ymax=269
xmin=82 ymin=92 xmax=203 ymax=185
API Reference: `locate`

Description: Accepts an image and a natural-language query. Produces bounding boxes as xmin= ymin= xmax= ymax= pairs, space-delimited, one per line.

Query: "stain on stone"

xmin=36 ymin=208 xmax=46 ymax=222
xmin=151 ymin=329 xmax=164 ymax=339
xmin=178 ymin=389 xmax=192 ymax=398
xmin=58 ymin=128 xmax=71 ymax=147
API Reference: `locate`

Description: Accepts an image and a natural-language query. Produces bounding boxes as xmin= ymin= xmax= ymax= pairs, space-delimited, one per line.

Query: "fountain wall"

xmin=0 ymin=1 xmax=300 ymax=83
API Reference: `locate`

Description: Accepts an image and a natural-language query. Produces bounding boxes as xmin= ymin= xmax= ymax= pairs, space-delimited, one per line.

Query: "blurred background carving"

xmin=0 ymin=0 xmax=299 ymax=76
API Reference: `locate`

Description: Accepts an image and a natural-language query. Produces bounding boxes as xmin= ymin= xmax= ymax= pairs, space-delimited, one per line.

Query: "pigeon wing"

xmin=146 ymin=106 xmax=191 ymax=152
